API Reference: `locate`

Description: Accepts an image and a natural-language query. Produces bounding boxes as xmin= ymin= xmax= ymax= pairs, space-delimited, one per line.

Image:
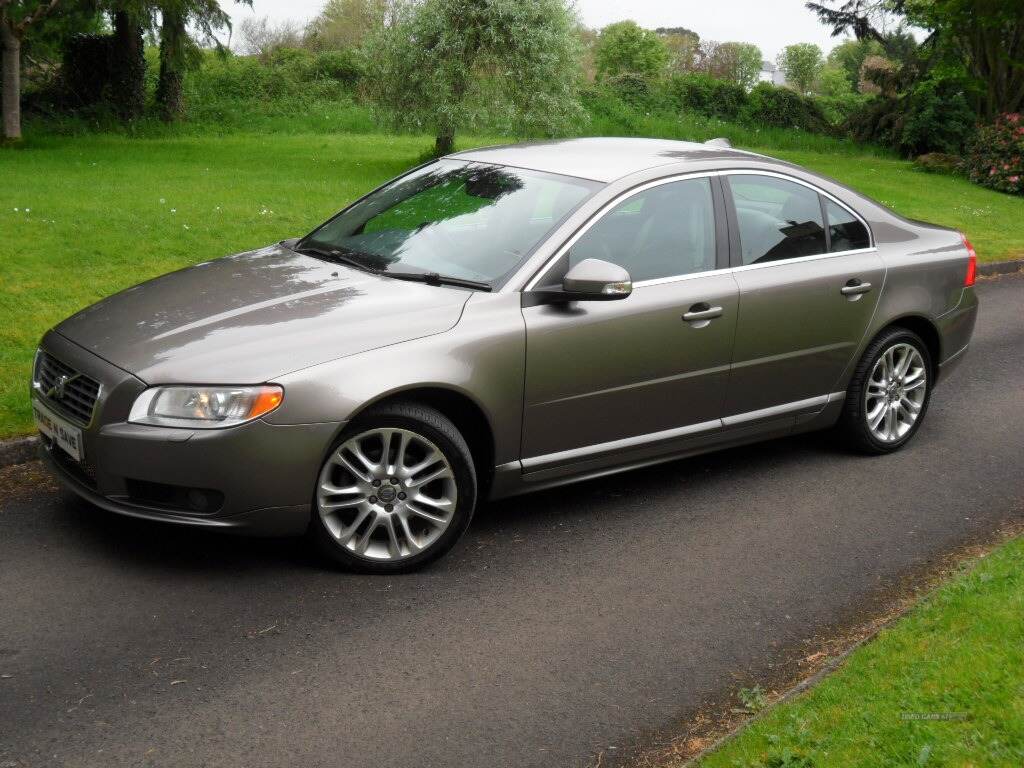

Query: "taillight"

xmin=961 ymin=233 xmax=977 ymax=287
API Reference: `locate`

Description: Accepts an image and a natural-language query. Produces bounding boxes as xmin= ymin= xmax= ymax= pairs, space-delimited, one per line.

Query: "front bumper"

xmin=36 ymin=331 xmax=342 ymax=536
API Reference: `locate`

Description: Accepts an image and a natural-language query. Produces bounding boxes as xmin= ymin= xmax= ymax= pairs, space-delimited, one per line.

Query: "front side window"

xmin=300 ymin=160 xmax=601 ymax=286
xmin=567 ymin=177 xmax=717 ymax=283
xmin=728 ymin=175 xmax=827 ymax=265
xmin=825 ymin=199 xmax=870 ymax=252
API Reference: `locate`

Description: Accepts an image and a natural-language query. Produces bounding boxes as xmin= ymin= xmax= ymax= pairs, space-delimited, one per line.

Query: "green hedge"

xmin=846 ymin=73 xmax=977 ymax=158
xmin=741 ymin=82 xmax=831 ymax=133
xmin=668 ymin=73 xmax=747 ymax=121
xmin=185 ymin=48 xmax=363 ymax=107
xmin=586 ymin=75 xmax=834 ymax=136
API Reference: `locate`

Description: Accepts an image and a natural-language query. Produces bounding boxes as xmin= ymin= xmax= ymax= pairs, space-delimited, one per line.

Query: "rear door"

xmin=721 ymin=172 xmax=885 ymax=421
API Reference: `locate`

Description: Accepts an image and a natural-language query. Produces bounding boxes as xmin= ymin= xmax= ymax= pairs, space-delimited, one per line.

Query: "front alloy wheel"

xmin=311 ymin=403 xmax=477 ymax=572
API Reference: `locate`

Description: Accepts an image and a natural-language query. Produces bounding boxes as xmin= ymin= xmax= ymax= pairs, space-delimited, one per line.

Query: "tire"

xmin=309 ymin=402 xmax=477 ymax=573
xmin=837 ymin=327 xmax=933 ymax=455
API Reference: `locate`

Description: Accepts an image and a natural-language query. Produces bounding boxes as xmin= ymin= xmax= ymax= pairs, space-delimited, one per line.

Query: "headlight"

xmin=128 ymin=384 xmax=284 ymax=428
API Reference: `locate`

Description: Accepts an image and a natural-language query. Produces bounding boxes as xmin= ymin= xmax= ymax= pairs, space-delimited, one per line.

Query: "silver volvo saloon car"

xmin=32 ymin=138 xmax=979 ymax=572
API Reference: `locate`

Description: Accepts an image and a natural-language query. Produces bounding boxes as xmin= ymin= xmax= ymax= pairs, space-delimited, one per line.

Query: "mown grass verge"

xmin=688 ymin=535 xmax=1024 ymax=768
xmin=2 ymin=130 xmax=1023 ymax=439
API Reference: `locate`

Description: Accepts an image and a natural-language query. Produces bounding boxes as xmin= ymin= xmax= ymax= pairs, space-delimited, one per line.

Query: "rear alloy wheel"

xmin=863 ymin=342 xmax=927 ymax=443
xmin=311 ymin=403 xmax=477 ymax=573
xmin=838 ymin=328 xmax=933 ymax=454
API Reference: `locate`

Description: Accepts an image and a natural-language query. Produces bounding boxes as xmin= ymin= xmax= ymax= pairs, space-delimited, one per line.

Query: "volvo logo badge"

xmin=46 ymin=373 xmax=79 ymax=401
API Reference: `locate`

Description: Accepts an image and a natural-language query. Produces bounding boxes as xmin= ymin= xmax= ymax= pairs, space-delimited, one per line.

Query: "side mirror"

xmin=531 ymin=258 xmax=631 ymax=304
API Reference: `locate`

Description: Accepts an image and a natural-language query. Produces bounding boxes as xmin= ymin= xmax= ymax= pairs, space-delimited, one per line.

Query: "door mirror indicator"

xmin=528 ymin=259 xmax=632 ymax=304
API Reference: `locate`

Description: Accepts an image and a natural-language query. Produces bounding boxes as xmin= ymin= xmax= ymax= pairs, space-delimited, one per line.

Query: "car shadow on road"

xmin=477 ymin=430 xmax=844 ymax=528
xmin=53 ymin=429 xmax=853 ymax=577
xmin=57 ymin=490 xmax=322 ymax=575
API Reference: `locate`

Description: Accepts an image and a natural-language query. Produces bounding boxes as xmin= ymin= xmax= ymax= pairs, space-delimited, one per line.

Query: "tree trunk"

xmin=155 ymin=10 xmax=186 ymax=122
xmin=1 ymin=21 xmax=21 ymax=140
xmin=434 ymin=131 xmax=455 ymax=156
xmin=111 ymin=9 xmax=145 ymax=122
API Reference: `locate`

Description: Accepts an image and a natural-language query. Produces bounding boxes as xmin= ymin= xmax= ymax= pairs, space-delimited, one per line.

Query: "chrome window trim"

xmin=631 ymin=269 xmax=723 ymax=288
xmin=521 ymin=168 xmax=877 ymax=293
xmin=629 ymin=246 xmax=880 ymax=286
xmin=728 ymin=246 xmax=879 ymax=274
xmin=523 ymin=170 xmax=721 ymax=292
xmin=720 ymin=168 xmax=875 ymax=251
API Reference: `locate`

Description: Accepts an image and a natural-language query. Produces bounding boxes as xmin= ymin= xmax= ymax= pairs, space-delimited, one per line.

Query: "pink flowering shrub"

xmin=965 ymin=113 xmax=1024 ymax=195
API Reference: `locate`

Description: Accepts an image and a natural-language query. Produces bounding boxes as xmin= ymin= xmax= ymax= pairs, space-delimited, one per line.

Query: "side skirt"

xmin=488 ymin=394 xmax=846 ymax=501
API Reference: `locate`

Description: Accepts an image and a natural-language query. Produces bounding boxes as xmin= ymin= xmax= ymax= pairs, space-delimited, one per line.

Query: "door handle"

xmin=840 ymin=279 xmax=872 ymax=296
xmin=682 ymin=304 xmax=723 ymax=322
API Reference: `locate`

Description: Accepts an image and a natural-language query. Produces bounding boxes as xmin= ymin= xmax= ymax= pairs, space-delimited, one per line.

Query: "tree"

xmin=777 ymin=42 xmax=823 ymax=94
xmin=709 ymin=42 xmax=762 ymax=89
xmin=576 ymin=23 xmax=597 ymax=81
xmin=154 ymin=0 xmax=242 ymax=122
xmin=660 ymin=28 xmax=699 ymax=74
xmin=826 ymin=38 xmax=884 ymax=88
xmin=904 ymin=0 xmax=1023 ymax=118
xmin=108 ymin=1 xmax=147 ymax=122
xmin=858 ymin=53 xmax=897 ymax=95
xmin=655 ymin=26 xmax=698 ymax=38
xmin=305 ymin=0 xmax=393 ymax=50
xmin=593 ymin=20 xmax=668 ymax=81
xmin=237 ymin=16 xmax=302 ymax=61
xmin=365 ymin=0 xmax=584 ymax=157
xmin=808 ymin=0 xmax=1024 ymax=116
xmin=815 ymin=62 xmax=867 ymax=123
xmin=1 ymin=0 xmax=59 ymax=139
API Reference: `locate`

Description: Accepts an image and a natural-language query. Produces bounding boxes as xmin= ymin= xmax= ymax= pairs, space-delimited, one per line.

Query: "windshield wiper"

xmin=384 ymin=271 xmax=492 ymax=292
xmin=291 ymin=242 xmax=491 ymax=291
xmin=291 ymin=243 xmax=374 ymax=274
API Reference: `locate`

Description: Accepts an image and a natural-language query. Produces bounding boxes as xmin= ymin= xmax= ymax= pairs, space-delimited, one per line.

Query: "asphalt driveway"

xmin=1 ymin=275 xmax=1022 ymax=768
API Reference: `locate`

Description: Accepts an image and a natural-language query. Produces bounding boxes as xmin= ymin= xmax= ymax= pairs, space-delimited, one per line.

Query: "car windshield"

xmin=298 ymin=160 xmax=602 ymax=286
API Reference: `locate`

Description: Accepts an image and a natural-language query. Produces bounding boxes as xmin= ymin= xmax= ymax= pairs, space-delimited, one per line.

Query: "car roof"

xmin=448 ymin=137 xmax=765 ymax=183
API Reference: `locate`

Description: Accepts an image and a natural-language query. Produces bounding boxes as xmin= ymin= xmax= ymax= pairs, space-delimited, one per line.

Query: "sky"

xmin=224 ymin=0 xmax=854 ymax=62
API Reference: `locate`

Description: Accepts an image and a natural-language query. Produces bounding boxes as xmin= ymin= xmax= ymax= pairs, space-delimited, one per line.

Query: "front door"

xmin=521 ymin=175 xmax=739 ymax=469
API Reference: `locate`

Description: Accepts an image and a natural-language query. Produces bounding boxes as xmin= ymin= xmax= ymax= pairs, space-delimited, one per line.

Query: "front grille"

xmin=34 ymin=350 xmax=101 ymax=426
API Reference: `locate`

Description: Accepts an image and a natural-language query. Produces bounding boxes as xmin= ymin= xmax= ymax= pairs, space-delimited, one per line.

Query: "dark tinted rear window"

xmin=728 ymin=175 xmax=827 ymax=265
xmin=825 ymin=199 xmax=870 ymax=252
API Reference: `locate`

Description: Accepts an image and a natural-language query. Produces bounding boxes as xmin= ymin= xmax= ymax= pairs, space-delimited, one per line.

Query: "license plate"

xmin=33 ymin=398 xmax=84 ymax=462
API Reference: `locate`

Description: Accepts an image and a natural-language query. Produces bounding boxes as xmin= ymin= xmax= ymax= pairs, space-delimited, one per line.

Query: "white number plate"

xmin=33 ymin=398 xmax=83 ymax=462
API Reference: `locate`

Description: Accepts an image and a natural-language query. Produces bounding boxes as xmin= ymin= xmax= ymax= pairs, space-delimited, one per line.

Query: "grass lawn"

xmin=692 ymin=536 xmax=1024 ymax=768
xmin=2 ymin=131 xmax=1023 ymax=439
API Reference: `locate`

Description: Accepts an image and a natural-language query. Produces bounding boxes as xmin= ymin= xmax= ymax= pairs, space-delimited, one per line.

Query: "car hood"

xmin=55 ymin=244 xmax=472 ymax=384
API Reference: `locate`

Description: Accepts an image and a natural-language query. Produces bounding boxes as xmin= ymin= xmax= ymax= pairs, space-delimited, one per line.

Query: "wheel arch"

xmin=348 ymin=385 xmax=497 ymax=496
xmin=878 ymin=314 xmax=942 ymax=381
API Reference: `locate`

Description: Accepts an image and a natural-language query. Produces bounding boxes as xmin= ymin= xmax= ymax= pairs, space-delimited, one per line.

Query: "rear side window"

xmin=728 ymin=175 xmax=827 ymax=265
xmin=825 ymin=199 xmax=870 ymax=252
